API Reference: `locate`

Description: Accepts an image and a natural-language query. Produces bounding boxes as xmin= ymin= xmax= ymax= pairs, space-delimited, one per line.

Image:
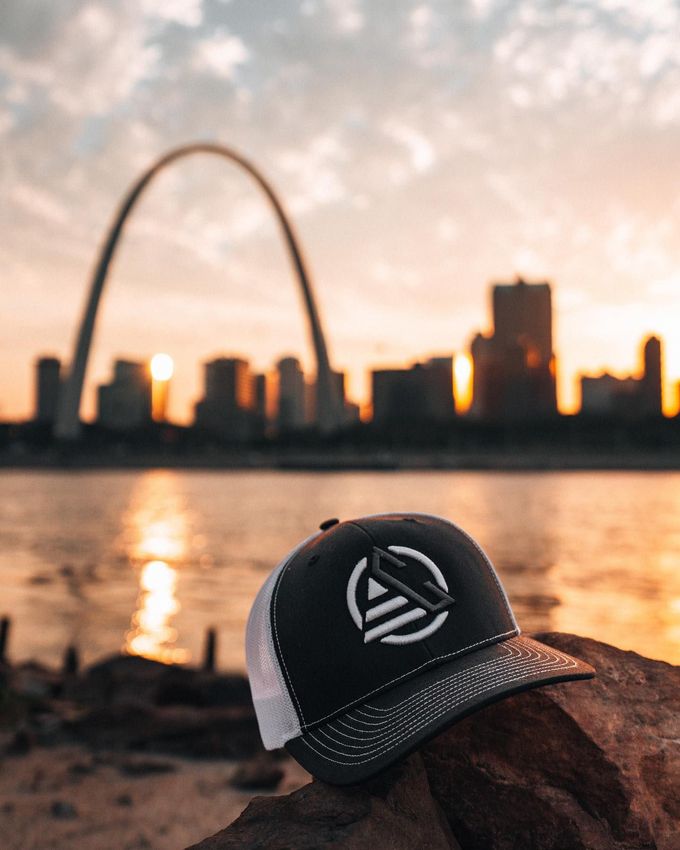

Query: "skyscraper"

xmin=469 ymin=277 xmax=557 ymax=420
xmin=276 ymin=356 xmax=306 ymax=432
xmin=251 ymin=372 xmax=268 ymax=438
xmin=34 ymin=356 xmax=61 ymax=424
xmin=97 ymin=360 xmax=151 ymax=431
xmin=638 ymin=335 xmax=663 ymax=417
xmin=194 ymin=357 xmax=254 ymax=441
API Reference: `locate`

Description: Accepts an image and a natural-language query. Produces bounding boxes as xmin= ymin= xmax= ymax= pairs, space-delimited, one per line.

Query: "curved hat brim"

xmin=286 ymin=634 xmax=594 ymax=785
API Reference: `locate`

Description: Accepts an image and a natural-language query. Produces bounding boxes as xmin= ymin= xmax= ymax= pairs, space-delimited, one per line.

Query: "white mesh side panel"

xmin=245 ymin=532 xmax=321 ymax=749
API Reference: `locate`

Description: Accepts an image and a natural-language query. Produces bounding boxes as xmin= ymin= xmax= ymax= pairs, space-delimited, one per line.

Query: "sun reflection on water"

xmin=123 ymin=472 xmax=191 ymax=664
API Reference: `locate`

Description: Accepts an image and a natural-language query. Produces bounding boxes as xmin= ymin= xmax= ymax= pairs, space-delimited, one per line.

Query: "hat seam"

xmin=319 ymin=657 xmax=571 ymax=749
xmin=301 ymin=627 xmax=518 ymax=728
xmin=300 ymin=653 xmax=578 ymax=765
xmin=272 ymin=553 xmax=308 ymax=726
xmin=325 ymin=641 xmax=569 ymax=739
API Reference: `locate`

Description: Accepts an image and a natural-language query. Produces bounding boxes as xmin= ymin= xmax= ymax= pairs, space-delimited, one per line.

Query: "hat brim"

xmin=286 ymin=635 xmax=594 ymax=785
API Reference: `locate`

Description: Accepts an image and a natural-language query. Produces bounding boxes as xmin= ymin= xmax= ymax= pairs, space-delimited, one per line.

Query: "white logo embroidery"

xmin=346 ymin=546 xmax=455 ymax=645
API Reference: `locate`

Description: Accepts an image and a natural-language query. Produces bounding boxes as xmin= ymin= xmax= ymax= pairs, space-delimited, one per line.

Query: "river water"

xmin=1 ymin=469 xmax=678 ymax=669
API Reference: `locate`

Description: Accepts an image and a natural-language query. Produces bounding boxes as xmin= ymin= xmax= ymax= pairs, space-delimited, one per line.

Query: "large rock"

xmin=187 ymin=634 xmax=679 ymax=850
xmin=187 ymin=754 xmax=459 ymax=850
xmin=422 ymin=632 xmax=679 ymax=850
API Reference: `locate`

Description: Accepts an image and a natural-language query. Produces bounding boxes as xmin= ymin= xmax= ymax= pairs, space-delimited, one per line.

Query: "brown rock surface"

xmin=187 ymin=754 xmax=458 ymax=850
xmin=187 ymin=633 xmax=680 ymax=850
xmin=230 ymin=753 xmax=285 ymax=791
xmin=423 ymin=632 xmax=679 ymax=850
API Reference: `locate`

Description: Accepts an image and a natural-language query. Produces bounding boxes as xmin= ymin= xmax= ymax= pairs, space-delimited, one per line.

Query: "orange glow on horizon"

xmin=151 ymin=353 xmax=173 ymax=422
xmin=454 ymin=353 xmax=473 ymax=414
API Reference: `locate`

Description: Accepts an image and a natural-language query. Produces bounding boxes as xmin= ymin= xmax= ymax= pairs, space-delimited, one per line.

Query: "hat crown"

xmin=254 ymin=513 xmax=518 ymax=736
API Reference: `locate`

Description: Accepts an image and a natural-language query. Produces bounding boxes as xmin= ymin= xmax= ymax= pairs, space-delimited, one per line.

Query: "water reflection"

xmin=123 ymin=472 xmax=190 ymax=664
xmin=1 ymin=470 xmax=678 ymax=668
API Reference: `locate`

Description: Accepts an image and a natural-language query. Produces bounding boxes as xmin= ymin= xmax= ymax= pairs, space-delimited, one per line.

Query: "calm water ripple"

xmin=1 ymin=470 xmax=678 ymax=668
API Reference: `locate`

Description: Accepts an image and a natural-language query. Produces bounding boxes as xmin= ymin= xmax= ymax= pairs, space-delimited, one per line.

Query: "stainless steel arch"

xmin=55 ymin=142 xmax=340 ymax=440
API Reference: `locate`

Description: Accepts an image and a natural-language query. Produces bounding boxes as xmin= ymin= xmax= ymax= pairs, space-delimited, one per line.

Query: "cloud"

xmin=382 ymin=121 xmax=435 ymax=175
xmin=193 ymin=31 xmax=250 ymax=78
xmin=325 ymin=0 xmax=364 ymax=34
xmin=278 ymin=130 xmax=349 ymax=211
xmin=142 ymin=0 xmax=204 ymax=27
xmin=11 ymin=184 xmax=71 ymax=226
xmin=0 ymin=6 xmax=160 ymax=117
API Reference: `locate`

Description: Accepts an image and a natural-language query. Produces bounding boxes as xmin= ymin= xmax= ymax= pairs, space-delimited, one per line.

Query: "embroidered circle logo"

xmin=346 ymin=546 xmax=455 ymax=645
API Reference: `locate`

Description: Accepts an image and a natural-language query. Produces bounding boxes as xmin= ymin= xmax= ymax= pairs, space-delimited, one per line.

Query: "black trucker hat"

xmin=246 ymin=513 xmax=594 ymax=785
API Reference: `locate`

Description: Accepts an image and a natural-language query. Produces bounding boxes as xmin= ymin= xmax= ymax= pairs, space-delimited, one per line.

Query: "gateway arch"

xmin=55 ymin=142 xmax=341 ymax=440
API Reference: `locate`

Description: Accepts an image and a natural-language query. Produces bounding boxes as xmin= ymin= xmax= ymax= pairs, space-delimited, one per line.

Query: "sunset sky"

xmin=2 ymin=0 xmax=680 ymax=422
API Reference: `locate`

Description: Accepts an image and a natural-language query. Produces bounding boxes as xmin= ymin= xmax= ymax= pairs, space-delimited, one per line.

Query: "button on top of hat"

xmin=319 ymin=517 xmax=339 ymax=530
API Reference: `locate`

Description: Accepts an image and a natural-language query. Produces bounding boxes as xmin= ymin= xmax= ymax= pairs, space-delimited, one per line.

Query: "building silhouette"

xmin=34 ymin=356 xmax=61 ymax=424
xmin=307 ymin=369 xmax=355 ymax=428
xmin=371 ymin=356 xmax=455 ymax=427
xmin=580 ymin=335 xmax=664 ymax=418
xmin=276 ymin=357 xmax=306 ymax=432
xmin=194 ymin=357 xmax=254 ymax=441
xmin=331 ymin=370 xmax=361 ymax=427
xmin=580 ymin=373 xmax=639 ymax=416
xmin=251 ymin=372 xmax=268 ymax=438
xmin=639 ymin=336 xmax=662 ymax=416
xmin=470 ymin=277 xmax=556 ymax=420
xmin=97 ymin=360 xmax=151 ymax=431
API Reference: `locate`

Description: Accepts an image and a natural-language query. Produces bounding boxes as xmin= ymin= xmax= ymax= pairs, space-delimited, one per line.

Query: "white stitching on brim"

xmin=319 ymin=640 xmax=567 ymax=745
xmin=314 ymin=640 xmax=560 ymax=749
xmin=298 ymin=637 xmax=579 ymax=765
xmin=302 ymin=628 xmax=518 ymax=727
xmin=302 ymin=643 xmax=575 ymax=763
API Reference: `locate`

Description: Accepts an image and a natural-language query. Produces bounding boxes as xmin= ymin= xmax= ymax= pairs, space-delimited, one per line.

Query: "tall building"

xmin=469 ymin=277 xmax=557 ymax=420
xmin=276 ymin=357 xmax=306 ymax=432
xmin=251 ymin=372 xmax=268 ymax=438
xmin=580 ymin=334 xmax=664 ymax=418
xmin=34 ymin=356 xmax=61 ymax=424
xmin=372 ymin=356 xmax=455 ymax=427
xmin=97 ymin=360 xmax=151 ymax=431
xmin=638 ymin=335 xmax=663 ymax=416
xmin=194 ymin=357 xmax=253 ymax=441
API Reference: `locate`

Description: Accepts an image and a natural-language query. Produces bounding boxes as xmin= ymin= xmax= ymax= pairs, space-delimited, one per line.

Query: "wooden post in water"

xmin=203 ymin=627 xmax=217 ymax=672
xmin=0 ymin=616 xmax=9 ymax=663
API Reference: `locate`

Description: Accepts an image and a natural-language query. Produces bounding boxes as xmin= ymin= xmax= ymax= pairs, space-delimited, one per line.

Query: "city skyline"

xmin=28 ymin=276 xmax=673 ymax=431
xmin=3 ymin=2 xmax=680 ymax=423
xmin=0 ymin=0 xmax=680 ymax=418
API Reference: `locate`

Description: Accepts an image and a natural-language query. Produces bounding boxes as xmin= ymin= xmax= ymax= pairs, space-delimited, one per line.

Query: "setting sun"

xmin=454 ymin=352 xmax=473 ymax=414
xmin=150 ymin=353 xmax=174 ymax=382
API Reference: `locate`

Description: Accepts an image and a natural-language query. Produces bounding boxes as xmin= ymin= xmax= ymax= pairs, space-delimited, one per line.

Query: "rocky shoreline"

xmin=1 ymin=633 xmax=678 ymax=850
xmin=0 ymin=652 xmax=309 ymax=849
xmin=188 ymin=633 xmax=679 ymax=850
